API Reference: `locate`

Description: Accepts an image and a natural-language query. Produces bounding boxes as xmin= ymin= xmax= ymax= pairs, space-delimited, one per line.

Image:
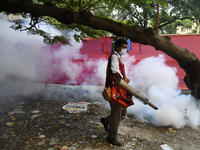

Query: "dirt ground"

xmin=0 ymin=85 xmax=200 ymax=150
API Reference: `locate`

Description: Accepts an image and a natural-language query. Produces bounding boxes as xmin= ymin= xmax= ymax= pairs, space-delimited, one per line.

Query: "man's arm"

xmin=110 ymin=54 xmax=123 ymax=77
xmin=111 ymin=54 xmax=130 ymax=83
xmin=113 ymin=72 xmax=130 ymax=83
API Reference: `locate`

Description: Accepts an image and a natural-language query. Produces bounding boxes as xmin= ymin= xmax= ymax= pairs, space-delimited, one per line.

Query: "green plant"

xmin=184 ymin=108 xmax=189 ymax=120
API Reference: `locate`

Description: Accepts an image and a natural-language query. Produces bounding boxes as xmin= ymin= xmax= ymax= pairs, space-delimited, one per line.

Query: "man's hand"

xmin=114 ymin=73 xmax=130 ymax=83
xmin=124 ymin=78 xmax=130 ymax=83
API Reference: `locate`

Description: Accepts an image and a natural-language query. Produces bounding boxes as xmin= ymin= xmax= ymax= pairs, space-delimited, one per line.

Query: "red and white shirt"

xmin=105 ymin=51 xmax=126 ymax=87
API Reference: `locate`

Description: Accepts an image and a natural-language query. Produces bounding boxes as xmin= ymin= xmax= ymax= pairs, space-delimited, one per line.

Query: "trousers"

xmin=104 ymin=103 xmax=127 ymax=139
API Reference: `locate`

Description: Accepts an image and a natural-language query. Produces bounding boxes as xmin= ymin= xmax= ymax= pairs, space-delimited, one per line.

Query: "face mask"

xmin=119 ymin=48 xmax=127 ymax=55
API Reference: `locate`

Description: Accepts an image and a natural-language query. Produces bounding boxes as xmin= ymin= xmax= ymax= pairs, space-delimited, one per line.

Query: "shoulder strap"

xmin=119 ymin=60 xmax=125 ymax=79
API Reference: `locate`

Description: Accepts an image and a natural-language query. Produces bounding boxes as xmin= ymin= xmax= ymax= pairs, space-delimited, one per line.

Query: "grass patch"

xmin=181 ymin=90 xmax=191 ymax=95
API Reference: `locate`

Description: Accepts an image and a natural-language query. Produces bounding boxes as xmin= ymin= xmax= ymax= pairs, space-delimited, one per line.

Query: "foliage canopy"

xmin=1 ymin=0 xmax=200 ymax=44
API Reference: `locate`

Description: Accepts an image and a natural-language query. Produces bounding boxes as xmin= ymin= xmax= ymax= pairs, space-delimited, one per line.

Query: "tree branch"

xmin=20 ymin=17 xmax=45 ymax=31
xmin=123 ymin=4 xmax=144 ymax=26
xmin=158 ymin=19 xmax=177 ymax=29
xmin=1 ymin=0 xmax=199 ymax=78
xmin=89 ymin=6 xmax=107 ymax=11
xmin=79 ymin=0 xmax=82 ymax=11
xmin=82 ymin=0 xmax=93 ymax=10
xmin=84 ymin=0 xmax=102 ymax=11
xmin=157 ymin=16 xmax=193 ymax=30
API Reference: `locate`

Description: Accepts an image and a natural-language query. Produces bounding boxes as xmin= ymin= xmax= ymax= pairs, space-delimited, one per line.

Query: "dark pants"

xmin=104 ymin=103 xmax=127 ymax=139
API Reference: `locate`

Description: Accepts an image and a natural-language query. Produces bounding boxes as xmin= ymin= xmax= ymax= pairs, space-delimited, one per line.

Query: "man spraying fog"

xmin=101 ymin=39 xmax=130 ymax=146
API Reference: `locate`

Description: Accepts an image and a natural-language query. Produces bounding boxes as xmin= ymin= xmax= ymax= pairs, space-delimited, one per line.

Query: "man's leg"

xmin=101 ymin=103 xmax=113 ymax=132
xmin=103 ymin=103 xmax=127 ymax=135
xmin=121 ymin=106 xmax=127 ymax=119
xmin=107 ymin=104 xmax=123 ymax=139
xmin=101 ymin=103 xmax=127 ymax=146
xmin=103 ymin=103 xmax=113 ymax=125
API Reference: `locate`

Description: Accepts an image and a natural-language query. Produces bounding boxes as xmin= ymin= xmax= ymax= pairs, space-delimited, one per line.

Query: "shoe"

xmin=100 ymin=117 xmax=108 ymax=132
xmin=106 ymin=136 xmax=122 ymax=146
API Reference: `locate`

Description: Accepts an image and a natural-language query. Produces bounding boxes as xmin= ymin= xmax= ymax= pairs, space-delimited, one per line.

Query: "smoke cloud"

xmin=0 ymin=19 xmax=107 ymax=97
xmin=127 ymin=54 xmax=200 ymax=129
xmin=0 ymin=19 xmax=200 ymax=129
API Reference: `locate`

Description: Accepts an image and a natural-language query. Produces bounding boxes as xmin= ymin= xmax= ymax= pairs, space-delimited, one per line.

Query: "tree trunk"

xmin=1 ymin=0 xmax=200 ymax=99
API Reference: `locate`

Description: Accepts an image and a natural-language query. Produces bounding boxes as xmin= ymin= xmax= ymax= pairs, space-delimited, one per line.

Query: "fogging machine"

xmin=114 ymin=78 xmax=158 ymax=110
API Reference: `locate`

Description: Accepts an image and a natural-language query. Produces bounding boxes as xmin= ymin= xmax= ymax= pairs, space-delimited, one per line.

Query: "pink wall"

xmin=47 ymin=35 xmax=200 ymax=89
